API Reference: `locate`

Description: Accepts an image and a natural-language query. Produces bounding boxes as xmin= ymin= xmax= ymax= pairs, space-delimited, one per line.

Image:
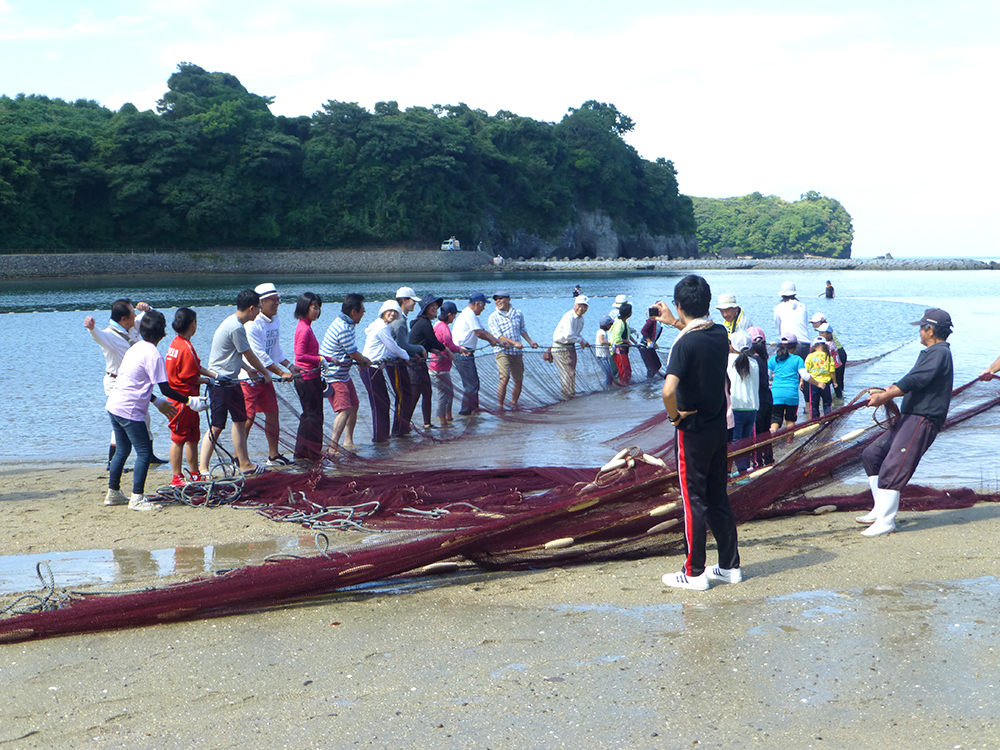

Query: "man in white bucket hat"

xmin=773 ymin=281 xmax=810 ymax=359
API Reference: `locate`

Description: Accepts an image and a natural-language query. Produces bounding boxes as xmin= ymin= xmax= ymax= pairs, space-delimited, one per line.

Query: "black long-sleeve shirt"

xmin=896 ymin=340 xmax=953 ymax=428
xmin=408 ymin=315 xmax=445 ymax=354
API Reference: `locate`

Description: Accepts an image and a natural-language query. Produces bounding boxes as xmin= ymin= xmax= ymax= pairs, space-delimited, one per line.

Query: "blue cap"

xmin=439 ymin=301 xmax=458 ymax=316
xmin=492 ymin=290 xmax=511 ymax=300
xmin=469 ymin=292 xmax=488 ymax=304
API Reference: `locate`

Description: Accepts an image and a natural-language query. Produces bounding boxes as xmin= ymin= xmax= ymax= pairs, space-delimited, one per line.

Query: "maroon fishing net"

xmin=3 ymin=353 xmax=999 ymax=643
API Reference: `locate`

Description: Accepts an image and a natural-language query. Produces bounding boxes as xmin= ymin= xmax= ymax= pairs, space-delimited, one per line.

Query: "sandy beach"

xmin=2 ymin=461 xmax=1000 ymax=749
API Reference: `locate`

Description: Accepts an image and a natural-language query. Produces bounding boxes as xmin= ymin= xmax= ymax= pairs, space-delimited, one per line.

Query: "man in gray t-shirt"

xmin=199 ymin=289 xmax=272 ymax=476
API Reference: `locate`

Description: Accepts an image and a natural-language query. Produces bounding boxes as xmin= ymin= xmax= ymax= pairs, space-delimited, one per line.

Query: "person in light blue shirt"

xmin=767 ymin=333 xmax=807 ymax=432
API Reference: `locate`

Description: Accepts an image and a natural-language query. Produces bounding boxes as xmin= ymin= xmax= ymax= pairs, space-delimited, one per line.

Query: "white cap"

xmin=779 ymin=281 xmax=797 ymax=296
xmin=255 ymin=282 xmax=280 ymax=299
xmin=810 ymin=312 xmax=826 ymax=323
xmin=395 ymin=286 xmax=420 ymax=301
xmin=576 ymin=295 xmax=590 ymax=306
xmin=379 ymin=300 xmax=403 ymax=317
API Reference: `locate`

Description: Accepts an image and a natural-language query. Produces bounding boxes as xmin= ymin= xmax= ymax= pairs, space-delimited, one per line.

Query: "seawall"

xmin=504 ymin=256 xmax=996 ymax=272
xmin=0 ymin=249 xmax=495 ymax=280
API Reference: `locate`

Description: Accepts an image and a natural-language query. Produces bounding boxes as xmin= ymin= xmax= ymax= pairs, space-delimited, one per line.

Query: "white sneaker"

xmin=128 ymin=493 xmax=160 ymax=512
xmin=104 ymin=488 xmax=128 ymax=506
xmin=662 ymin=570 xmax=710 ymax=591
xmin=706 ymin=565 xmax=743 ymax=584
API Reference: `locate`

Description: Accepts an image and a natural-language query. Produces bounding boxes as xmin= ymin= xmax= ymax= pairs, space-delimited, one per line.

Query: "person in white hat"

xmin=716 ymin=292 xmax=754 ymax=337
xmin=360 ymin=300 xmax=412 ymax=443
xmin=381 ymin=285 xmax=427 ymax=437
xmin=609 ymin=294 xmax=629 ymax=320
xmin=241 ymin=282 xmax=296 ymax=466
xmin=549 ymin=295 xmax=591 ymax=398
xmin=773 ymin=281 xmax=810 ymax=359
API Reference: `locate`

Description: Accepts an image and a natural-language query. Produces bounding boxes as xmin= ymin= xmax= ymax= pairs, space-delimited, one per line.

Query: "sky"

xmin=1 ymin=0 xmax=997 ymax=258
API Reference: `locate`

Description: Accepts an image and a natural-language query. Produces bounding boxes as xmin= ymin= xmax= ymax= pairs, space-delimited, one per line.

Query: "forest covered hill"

xmin=0 ymin=63 xmax=851 ymax=258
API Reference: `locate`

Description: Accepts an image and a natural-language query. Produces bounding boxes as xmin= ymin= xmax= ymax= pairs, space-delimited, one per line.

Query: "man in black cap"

xmin=858 ymin=308 xmax=954 ymax=536
xmin=488 ymin=291 xmax=539 ymax=409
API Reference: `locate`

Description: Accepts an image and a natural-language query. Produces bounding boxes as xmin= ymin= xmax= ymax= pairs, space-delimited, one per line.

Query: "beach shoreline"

xmin=2 ymin=462 xmax=1000 ymax=749
xmin=0 ymin=249 xmax=994 ymax=281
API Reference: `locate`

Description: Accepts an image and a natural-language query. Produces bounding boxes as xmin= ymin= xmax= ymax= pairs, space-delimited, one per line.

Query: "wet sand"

xmin=2 ymin=462 xmax=1000 ymax=749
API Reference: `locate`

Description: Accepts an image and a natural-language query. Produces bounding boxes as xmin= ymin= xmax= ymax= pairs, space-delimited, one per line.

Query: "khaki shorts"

xmin=496 ymin=352 xmax=525 ymax=382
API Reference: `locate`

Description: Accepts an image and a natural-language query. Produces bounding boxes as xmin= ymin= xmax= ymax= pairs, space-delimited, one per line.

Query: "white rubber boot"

xmin=855 ymin=476 xmax=880 ymax=524
xmin=860 ymin=488 xmax=900 ymax=536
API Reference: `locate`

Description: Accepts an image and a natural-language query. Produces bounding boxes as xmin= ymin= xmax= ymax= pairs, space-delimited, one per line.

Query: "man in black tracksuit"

xmin=857 ymin=308 xmax=954 ymax=536
xmin=657 ymin=275 xmax=742 ymax=591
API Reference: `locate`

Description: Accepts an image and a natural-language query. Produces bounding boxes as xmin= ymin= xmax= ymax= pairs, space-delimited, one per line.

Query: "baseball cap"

xmin=576 ymin=295 xmax=590 ymax=306
xmin=911 ymin=308 xmax=952 ymax=328
xmin=395 ymin=286 xmax=421 ymax=301
xmin=716 ymin=293 xmax=738 ymax=310
xmin=469 ymin=292 xmax=488 ymax=304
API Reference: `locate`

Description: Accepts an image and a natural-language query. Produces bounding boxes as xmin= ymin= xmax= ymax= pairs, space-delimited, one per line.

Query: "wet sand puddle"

xmin=0 ymin=535 xmax=326 ymax=595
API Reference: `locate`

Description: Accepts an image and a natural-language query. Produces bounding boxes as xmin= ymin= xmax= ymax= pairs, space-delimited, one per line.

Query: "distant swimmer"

xmin=822 ymin=280 xmax=835 ymax=299
xmin=859 ymin=308 xmax=954 ymax=536
xmin=573 ymin=285 xmax=583 ymax=298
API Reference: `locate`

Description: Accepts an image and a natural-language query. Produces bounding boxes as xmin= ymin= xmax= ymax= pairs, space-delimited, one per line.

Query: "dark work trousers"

xmin=754 ymin=393 xmax=774 ymax=467
xmin=453 ymin=352 xmax=480 ymax=414
xmin=293 ymin=376 xmax=325 ymax=461
xmin=360 ymin=366 xmax=392 ymax=443
xmin=675 ymin=425 xmax=740 ymax=577
xmin=639 ymin=346 xmax=662 ymax=379
xmin=835 ymin=347 xmax=847 ymax=398
xmin=406 ymin=359 xmax=433 ymax=427
xmin=384 ymin=361 xmax=412 ymax=437
xmin=861 ymin=413 xmax=939 ymax=491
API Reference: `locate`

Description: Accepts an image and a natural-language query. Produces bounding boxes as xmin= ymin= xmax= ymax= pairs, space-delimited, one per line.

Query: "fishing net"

xmin=3 ymin=349 xmax=999 ymax=642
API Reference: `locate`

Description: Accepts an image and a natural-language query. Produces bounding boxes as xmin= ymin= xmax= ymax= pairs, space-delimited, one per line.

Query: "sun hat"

xmin=747 ymin=326 xmax=766 ymax=342
xmin=716 ymin=293 xmax=738 ymax=310
xmin=612 ymin=294 xmax=628 ymax=308
xmin=730 ymin=331 xmax=751 ymax=351
xmin=395 ymin=286 xmax=421 ymax=301
xmin=417 ymin=293 xmax=443 ymax=316
xmin=779 ymin=281 xmax=798 ymax=296
xmin=378 ymin=300 xmax=403 ymax=317
xmin=254 ymin=282 xmax=280 ymax=299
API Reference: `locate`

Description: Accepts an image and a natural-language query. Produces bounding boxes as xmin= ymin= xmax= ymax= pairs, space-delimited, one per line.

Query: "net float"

xmin=638 ymin=454 xmax=667 ymax=468
xmin=544 ymin=537 xmax=575 ymax=549
xmin=793 ymin=423 xmax=821 ymax=439
xmin=649 ymin=501 xmax=680 ymax=517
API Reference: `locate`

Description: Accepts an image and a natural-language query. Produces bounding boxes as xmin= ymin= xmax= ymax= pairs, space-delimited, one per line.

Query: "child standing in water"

xmin=595 ymin=315 xmax=615 ymax=387
xmin=803 ymin=337 xmax=835 ymax=417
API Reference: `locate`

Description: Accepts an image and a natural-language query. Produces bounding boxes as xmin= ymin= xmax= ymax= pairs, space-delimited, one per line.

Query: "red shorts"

xmin=169 ymin=402 xmax=201 ymax=445
xmin=241 ymin=380 xmax=278 ymax=420
xmin=326 ymin=379 xmax=359 ymax=412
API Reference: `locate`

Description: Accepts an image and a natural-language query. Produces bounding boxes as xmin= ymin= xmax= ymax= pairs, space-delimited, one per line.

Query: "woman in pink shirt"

xmin=430 ymin=301 xmax=462 ymax=427
xmin=293 ymin=292 xmax=329 ymax=463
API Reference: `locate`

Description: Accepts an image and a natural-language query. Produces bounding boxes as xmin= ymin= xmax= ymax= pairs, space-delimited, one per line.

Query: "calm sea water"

xmin=1 ymin=268 xmax=997 ymax=486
